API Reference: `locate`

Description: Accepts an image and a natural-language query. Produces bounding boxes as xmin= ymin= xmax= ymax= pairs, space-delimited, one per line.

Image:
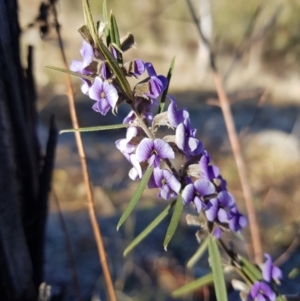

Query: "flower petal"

xmin=80 ymin=41 xmax=94 ymax=68
xmin=135 ymin=138 xmax=154 ymax=162
xmin=182 ymin=184 xmax=194 ymax=205
xmin=159 ymin=184 xmax=172 ymax=200
xmin=205 ymin=198 xmax=219 ymax=222
xmin=194 ymin=179 xmax=215 ymax=196
xmin=92 ymin=99 xmax=110 ymax=115
xmin=194 ymin=196 xmax=203 ymax=212
xmin=176 ymin=123 xmax=186 ymax=151
xmin=154 ymin=138 xmax=175 ymax=159
xmin=89 ymin=77 xmax=104 ymax=101
xmin=163 ymin=169 xmax=181 ymax=194
xmin=103 ymin=81 xmax=118 ymax=108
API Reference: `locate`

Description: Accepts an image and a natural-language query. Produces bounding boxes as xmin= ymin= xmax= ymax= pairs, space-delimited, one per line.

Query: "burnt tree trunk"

xmin=0 ymin=1 xmax=56 ymax=300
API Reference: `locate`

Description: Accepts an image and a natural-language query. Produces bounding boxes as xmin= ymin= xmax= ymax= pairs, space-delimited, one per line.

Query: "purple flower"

xmin=116 ymin=127 xmax=140 ymax=155
xmin=200 ymin=151 xmax=227 ymax=191
xmin=135 ymin=138 xmax=175 ymax=168
xmin=167 ymin=96 xmax=189 ymax=128
xmin=144 ymin=62 xmax=168 ymax=99
xmin=176 ymin=119 xmax=203 ymax=157
xmin=205 ymin=191 xmax=235 ymax=223
xmin=70 ymin=41 xmax=94 ymax=94
xmin=148 ymin=168 xmax=181 ymax=200
xmin=248 ymin=281 xmax=276 ymax=301
xmin=182 ymin=178 xmax=215 ymax=212
xmin=123 ymin=110 xmax=136 ymax=124
xmin=262 ymin=254 xmax=282 ymax=283
xmin=88 ymin=77 xmax=118 ymax=115
xmin=122 ymin=153 xmax=143 ymax=181
xmin=228 ymin=206 xmax=247 ymax=232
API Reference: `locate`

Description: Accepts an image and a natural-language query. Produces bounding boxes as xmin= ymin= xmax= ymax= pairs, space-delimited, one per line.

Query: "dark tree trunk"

xmin=0 ymin=1 xmax=56 ymax=300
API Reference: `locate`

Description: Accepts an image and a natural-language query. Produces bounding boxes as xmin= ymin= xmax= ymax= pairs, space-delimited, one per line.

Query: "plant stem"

xmin=51 ymin=3 xmax=117 ymax=301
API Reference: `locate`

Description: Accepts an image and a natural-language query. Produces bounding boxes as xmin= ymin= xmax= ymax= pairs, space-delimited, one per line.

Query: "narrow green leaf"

xmin=102 ymin=0 xmax=110 ymax=43
xmin=276 ymin=295 xmax=287 ymax=301
xmin=239 ymin=256 xmax=262 ymax=283
xmin=208 ymin=236 xmax=228 ymax=301
xmin=97 ymin=37 xmax=133 ymax=100
xmin=45 ymin=66 xmax=94 ymax=81
xmin=117 ymin=166 xmax=154 ymax=230
xmin=60 ymin=124 xmax=129 ymax=134
xmin=123 ymin=201 xmax=175 ymax=256
xmin=110 ymin=13 xmax=123 ymax=63
xmin=187 ymin=236 xmax=209 ymax=269
xmin=163 ymin=193 xmax=184 ymax=250
xmin=172 ymin=273 xmax=213 ymax=297
xmin=158 ymin=56 xmax=176 ymax=114
xmin=82 ymin=0 xmax=98 ymax=42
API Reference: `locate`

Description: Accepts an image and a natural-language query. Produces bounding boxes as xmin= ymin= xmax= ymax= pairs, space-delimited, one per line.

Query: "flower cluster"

xmin=247 ymin=254 xmax=282 ymax=301
xmin=70 ymin=30 xmax=247 ymax=239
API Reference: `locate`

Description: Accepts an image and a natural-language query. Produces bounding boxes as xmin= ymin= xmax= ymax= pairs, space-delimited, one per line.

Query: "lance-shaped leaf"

xmin=123 ymin=201 xmax=175 ymax=256
xmin=239 ymin=256 xmax=262 ymax=283
xmin=172 ymin=273 xmax=213 ymax=297
xmin=60 ymin=123 xmax=129 ymax=134
xmin=81 ymin=0 xmax=133 ymax=101
xmin=187 ymin=236 xmax=209 ymax=269
xmin=163 ymin=193 xmax=184 ymax=250
xmin=45 ymin=66 xmax=94 ymax=81
xmin=110 ymin=13 xmax=123 ymax=63
xmin=208 ymin=235 xmax=228 ymax=301
xmin=117 ymin=166 xmax=154 ymax=230
xmin=158 ymin=56 xmax=175 ymax=114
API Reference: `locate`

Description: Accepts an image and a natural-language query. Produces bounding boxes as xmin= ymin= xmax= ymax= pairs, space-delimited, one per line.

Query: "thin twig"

xmin=50 ymin=2 xmax=117 ymax=301
xmin=186 ymin=0 xmax=263 ymax=264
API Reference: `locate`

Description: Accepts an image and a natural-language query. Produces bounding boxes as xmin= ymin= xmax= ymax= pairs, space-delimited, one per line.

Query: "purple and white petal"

xmin=194 ymin=179 xmax=215 ymax=196
xmin=70 ymin=60 xmax=83 ymax=73
xmin=159 ymin=184 xmax=172 ymax=200
xmin=205 ymin=198 xmax=219 ymax=222
xmin=92 ymin=99 xmax=110 ymax=115
xmin=194 ymin=196 xmax=203 ymax=212
xmin=133 ymin=59 xmax=145 ymax=77
xmin=218 ymin=191 xmax=235 ymax=208
xmin=213 ymin=227 xmax=222 ymax=239
xmin=89 ymin=77 xmax=104 ymax=101
xmin=152 ymin=167 xmax=163 ymax=187
xmin=136 ymin=138 xmax=154 ymax=162
xmin=163 ymin=169 xmax=181 ymax=194
xmin=154 ymin=138 xmax=175 ymax=160
xmin=182 ymin=184 xmax=195 ymax=205
xmin=218 ymin=208 xmax=229 ymax=223
xmin=145 ymin=62 xmax=157 ymax=77
xmin=123 ymin=110 xmax=135 ymax=124
xmin=103 ymin=81 xmax=118 ymax=108
xmin=176 ymin=123 xmax=186 ymax=151
xmin=80 ymin=41 xmax=94 ymax=68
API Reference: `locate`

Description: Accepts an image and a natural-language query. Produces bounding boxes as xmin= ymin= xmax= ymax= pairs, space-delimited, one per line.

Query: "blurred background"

xmin=19 ymin=0 xmax=300 ymax=300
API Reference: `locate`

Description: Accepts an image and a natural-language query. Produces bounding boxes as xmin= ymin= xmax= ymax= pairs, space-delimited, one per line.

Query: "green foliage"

xmin=172 ymin=273 xmax=213 ymax=297
xmin=60 ymin=124 xmax=128 ymax=134
xmin=163 ymin=193 xmax=184 ymax=250
xmin=158 ymin=56 xmax=175 ymax=114
xmin=45 ymin=66 xmax=93 ymax=81
xmin=187 ymin=236 xmax=209 ymax=269
xmin=123 ymin=201 xmax=175 ymax=256
xmin=117 ymin=166 xmax=154 ymax=230
xmin=208 ymin=236 xmax=228 ymax=301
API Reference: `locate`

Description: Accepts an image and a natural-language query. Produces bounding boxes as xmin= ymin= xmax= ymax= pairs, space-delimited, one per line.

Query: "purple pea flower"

xmin=123 ymin=110 xmax=136 ymax=124
xmin=135 ymin=138 xmax=175 ymax=168
xmin=248 ymin=281 xmax=276 ymax=301
xmin=70 ymin=41 xmax=94 ymax=94
xmin=200 ymin=151 xmax=227 ymax=191
xmin=176 ymin=119 xmax=203 ymax=157
xmin=228 ymin=206 xmax=247 ymax=232
xmin=182 ymin=178 xmax=215 ymax=212
xmin=127 ymin=154 xmax=143 ymax=181
xmin=116 ymin=127 xmax=140 ymax=155
xmin=167 ymin=96 xmax=189 ymax=128
xmin=88 ymin=77 xmax=118 ymax=115
xmin=262 ymin=254 xmax=282 ymax=283
xmin=148 ymin=168 xmax=181 ymax=200
xmin=144 ymin=62 xmax=168 ymax=99
xmin=205 ymin=191 xmax=235 ymax=223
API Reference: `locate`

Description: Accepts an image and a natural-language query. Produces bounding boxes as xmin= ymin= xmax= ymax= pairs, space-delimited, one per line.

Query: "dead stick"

xmin=186 ymin=0 xmax=263 ymax=264
xmin=50 ymin=2 xmax=117 ymax=300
